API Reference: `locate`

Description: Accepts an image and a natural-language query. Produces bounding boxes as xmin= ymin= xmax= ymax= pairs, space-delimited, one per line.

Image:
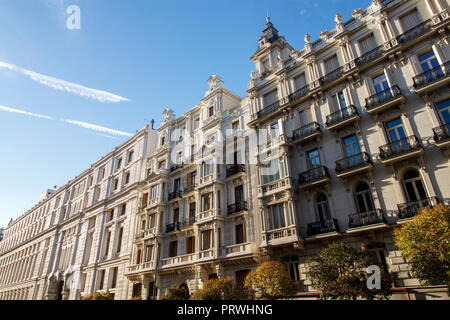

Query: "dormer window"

xmin=208 ymin=106 xmax=214 ymax=117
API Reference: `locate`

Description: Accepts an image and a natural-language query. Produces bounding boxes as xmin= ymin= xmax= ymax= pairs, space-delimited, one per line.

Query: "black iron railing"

xmin=184 ymin=215 xmax=196 ymax=226
xmin=365 ymin=85 xmax=402 ymax=110
xmin=413 ymin=61 xmax=450 ymax=89
xmin=170 ymin=163 xmax=183 ymax=172
xmin=348 ymin=210 xmax=386 ymax=228
xmin=307 ymin=218 xmax=339 ymax=236
xmin=291 ymin=122 xmax=321 ymax=141
xmin=168 ymin=190 xmax=183 ymax=201
xmin=166 ymin=221 xmax=181 ymax=233
xmin=355 ymin=45 xmax=383 ymax=66
xmin=226 ymin=164 xmax=246 ymax=177
xmin=433 ymin=123 xmax=450 ymax=142
xmin=397 ymin=19 xmax=432 ymax=44
xmin=325 ymin=105 xmax=358 ymax=127
xmin=319 ymin=67 xmax=343 ymax=86
xmin=298 ymin=166 xmax=330 ymax=184
xmin=257 ymin=100 xmax=281 ymax=119
xmin=379 ymin=135 xmax=422 ymax=159
xmin=335 ymin=152 xmax=371 ymax=173
xmin=183 ymin=183 xmax=197 ymax=193
xmin=288 ymin=85 xmax=309 ymax=102
xmin=397 ymin=197 xmax=438 ymax=220
xmin=227 ymin=201 xmax=248 ymax=215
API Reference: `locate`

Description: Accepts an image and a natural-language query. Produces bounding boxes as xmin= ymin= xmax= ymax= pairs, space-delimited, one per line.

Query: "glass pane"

xmin=414 ymin=180 xmax=428 ymax=200
xmin=279 ymin=204 xmax=286 ymax=228
xmin=405 ymin=182 xmax=418 ymax=202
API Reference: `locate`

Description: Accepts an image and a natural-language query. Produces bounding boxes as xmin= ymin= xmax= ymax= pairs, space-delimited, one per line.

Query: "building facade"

xmin=1 ymin=0 xmax=449 ymax=300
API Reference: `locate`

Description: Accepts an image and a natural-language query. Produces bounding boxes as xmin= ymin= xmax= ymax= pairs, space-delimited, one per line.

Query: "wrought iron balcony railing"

xmin=170 ymin=163 xmax=184 ymax=172
xmin=397 ymin=19 xmax=432 ymax=44
xmin=379 ymin=135 xmax=422 ymax=159
xmin=227 ymin=201 xmax=248 ymax=215
xmin=325 ymin=105 xmax=358 ymax=127
xmin=319 ymin=67 xmax=343 ymax=86
xmin=413 ymin=61 xmax=450 ymax=89
xmin=168 ymin=190 xmax=183 ymax=201
xmin=433 ymin=123 xmax=450 ymax=142
xmin=291 ymin=122 xmax=321 ymax=141
xmin=288 ymin=84 xmax=309 ymax=102
xmin=298 ymin=166 xmax=330 ymax=184
xmin=397 ymin=197 xmax=438 ymax=220
xmin=365 ymin=85 xmax=402 ymax=110
xmin=166 ymin=221 xmax=181 ymax=233
xmin=307 ymin=218 xmax=339 ymax=237
xmin=226 ymin=164 xmax=246 ymax=177
xmin=335 ymin=152 xmax=371 ymax=173
xmin=355 ymin=45 xmax=383 ymax=66
xmin=183 ymin=183 xmax=197 ymax=194
xmin=257 ymin=100 xmax=281 ymax=119
xmin=348 ymin=209 xmax=386 ymax=228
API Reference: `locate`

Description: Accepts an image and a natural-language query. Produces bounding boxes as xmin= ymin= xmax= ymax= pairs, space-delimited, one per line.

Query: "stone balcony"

xmin=220 ymin=242 xmax=257 ymax=258
xmin=397 ymin=197 xmax=439 ymax=222
xmin=365 ymin=85 xmax=405 ymax=115
xmin=325 ymin=105 xmax=359 ymax=131
xmin=226 ymin=164 xmax=246 ymax=178
xmin=168 ymin=190 xmax=183 ymax=201
xmin=258 ymin=177 xmax=294 ymax=198
xmin=298 ymin=166 xmax=330 ymax=189
xmin=261 ymin=225 xmax=299 ymax=247
xmin=346 ymin=210 xmax=387 ymax=233
xmin=166 ymin=221 xmax=181 ymax=233
xmin=125 ymin=261 xmax=155 ymax=276
xmin=413 ymin=61 xmax=450 ymax=95
xmin=379 ymin=135 xmax=424 ymax=165
xmin=161 ymin=252 xmax=197 ymax=268
xmin=290 ymin=122 xmax=321 ymax=145
xmin=433 ymin=123 xmax=450 ymax=149
xmin=335 ymin=152 xmax=373 ymax=179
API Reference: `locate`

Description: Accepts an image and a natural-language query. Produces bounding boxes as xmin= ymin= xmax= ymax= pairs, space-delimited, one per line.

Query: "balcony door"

xmin=354 ymin=183 xmax=375 ymax=213
xmin=402 ymin=170 xmax=428 ymax=203
xmin=385 ymin=118 xmax=408 ymax=151
xmin=173 ymin=208 xmax=179 ymax=224
xmin=436 ymin=99 xmax=450 ymax=125
xmin=343 ymin=135 xmax=361 ymax=167
xmin=419 ymin=50 xmax=440 ymax=72
xmin=373 ymin=74 xmax=389 ymax=93
xmin=174 ymin=178 xmax=180 ymax=193
xmin=307 ymin=149 xmax=321 ymax=169
xmin=315 ymin=193 xmax=331 ymax=225
xmin=235 ymin=185 xmax=244 ymax=204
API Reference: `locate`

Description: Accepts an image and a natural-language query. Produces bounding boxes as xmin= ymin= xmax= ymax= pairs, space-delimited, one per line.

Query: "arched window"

xmin=354 ymin=183 xmax=375 ymax=213
xmin=402 ymin=170 xmax=427 ymax=203
xmin=315 ymin=193 xmax=331 ymax=224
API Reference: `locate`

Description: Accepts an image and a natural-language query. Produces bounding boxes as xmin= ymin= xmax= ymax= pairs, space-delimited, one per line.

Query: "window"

xmin=400 ymin=9 xmax=421 ymax=32
xmin=267 ymin=203 xmax=286 ymax=230
xmin=144 ymin=245 xmax=154 ymax=262
xmin=186 ymin=237 xmax=195 ymax=254
xmin=419 ymin=50 xmax=440 ymax=72
xmin=150 ymin=185 xmax=159 ymax=199
xmin=116 ymin=158 xmax=122 ymax=170
xmin=169 ymin=241 xmax=178 ymax=257
xmin=263 ymin=89 xmax=278 ymax=107
xmin=113 ymin=179 xmax=119 ymax=191
xmin=203 ymin=160 xmax=213 ymax=177
xmin=307 ymin=149 xmax=321 ymax=168
xmin=234 ymin=185 xmax=244 ymax=204
xmin=231 ymin=121 xmax=239 ymax=131
xmin=325 ymin=55 xmax=339 ymax=73
xmin=104 ymin=231 xmax=111 ymax=257
xmin=149 ymin=213 xmax=156 ymax=228
xmin=294 ymin=73 xmax=307 ymax=90
xmin=158 ymin=160 xmax=166 ymax=169
xmin=108 ymin=209 xmax=114 ymax=221
xmin=354 ymin=183 xmax=375 ymax=213
xmin=110 ymin=267 xmax=118 ymax=289
xmin=333 ymin=91 xmax=347 ymax=111
xmin=116 ymin=227 xmax=123 ymax=253
xmin=128 ymin=150 xmax=134 ymax=163
xmin=208 ymin=106 xmax=214 ymax=117
xmin=173 ymin=208 xmax=179 ymax=223
xmin=262 ymin=57 xmax=270 ymax=71
xmin=207 ymin=134 xmax=215 ymax=144
xmin=98 ymin=270 xmax=105 ymax=290
xmin=120 ymin=204 xmax=126 ymax=216
xmin=315 ymin=193 xmax=331 ymax=225
xmin=366 ymin=243 xmax=389 ymax=272
xmin=343 ymin=135 xmax=360 ymax=157
xmin=201 ymin=230 xmax=213 ymax=250
xmin=88 ymin=176 xmax=93 ymax=188
xmin=359 ymin=34 xmax=377 ymax=55
xmin=436 ymin=99 xmax=450 ymax=125
xmin=373 ymin=74 xmax=389 ymax=93
xmin=193 ymin=117 xmax=200 ymax=130
xmin=402 ymin=170 xmax=428 ymax=203
xmin=283 ymin=257 xmax=300 ymax=281
xmin=99 ymin=167 xmax=105 ymax=181
xmin=385 ymin=118 xmax=407 ymax=144
xmin=235 ymin=224 xmax=245 ymax=244
xmin=202 ymin=193 xmax=212 ymax=211
xmin=160 ymin=136 xmax=165 ymax=146
xmin=142 ymin=193 xmax=148 ymax=207
xmin=299 ymin=108 xmax=312 ymax=127
xmin=125 ymin=172 xmax=130 ymax=185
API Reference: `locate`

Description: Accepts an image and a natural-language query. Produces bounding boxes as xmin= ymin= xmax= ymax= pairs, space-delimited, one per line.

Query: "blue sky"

xmin=0 ymin=0 xmax=371 ymax=226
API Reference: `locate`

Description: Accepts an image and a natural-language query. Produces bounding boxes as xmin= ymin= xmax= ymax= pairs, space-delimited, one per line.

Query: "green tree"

xmin=244 ymin=261 xmax=298 ymax=300
xmin=305 ymin=242 xmax=393 ymax=300
xmin=161 ymin=286 xmax=190 ymax=300
xmin=191 ymin=277 xmax=250 ymax=300
xmin=80 ymin=291 xmax=114 ymax=300
xmin=394 ymin=204 xmax=450 ymax=287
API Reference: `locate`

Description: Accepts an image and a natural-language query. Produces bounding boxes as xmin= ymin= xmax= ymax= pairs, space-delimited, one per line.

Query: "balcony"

xmin=397 ymin=19 xmax=432 ymax=45
xmin=307 ymin=219 xmax=340 ymax=238
xmin=325 ymin=105 xmax=359 ymax=131
xmin=319 ymin=67 xmax=343 ymax=87
xmin=227 ymin=201 xmax=248 ymax=215
xmin=288 ymin=84 xmax=310 ymax=104
xmin=166 ymin=221 xmax=181 ymax=233
xmin=161 ymin=253 xmax=196 ymax=268
xmin=298 ymin=166 xmax=330 ymax=189
xmin=220 ymin=242 xmax=257 ymax=258
xmin=168 ymin=190 xmax=183 ymax=201
xmin=170 ymin=163 xmax=184 ymax=173
xmin=397 ymin=197 xmax=438 ymax=221
xmin=413 ymin=61 xmax=450 ymax=95
xmin=258 ymin=177 xmax=294 ymax=198
xmin=335 ymin=152 xmax=372 ymax=179
xmin=183 ymin=183 xmax=197 ymax=194
xmin=365 ymin=85 xmax=405 ymax=114
xmin=347 ymin=210 xmax=387 ymax=232
xmin=291 ymin=122 xmax=321 ymax=145
xmin=257 ymin=100 xmax=281 ymax=120
xmin=261 ymin=226 xmax=299 ymax=247
xmin=226 ymin=164 xmax=246 ymax=178
xmin=355 ymin=45 xmax=383 ymax=67
xmin=379 ymin=135 xmax=424 ymax=165
xmin=433 ymin=123 xmax=450 ymax=149
xmin=183 ymin=215 xmax=196 ymax=227
xmin=125 ymin=261 xmax=155 ymax=276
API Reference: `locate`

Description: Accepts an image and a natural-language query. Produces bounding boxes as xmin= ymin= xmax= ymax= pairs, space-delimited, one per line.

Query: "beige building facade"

xmin=1 ymin=0 xmax=449 ymax=300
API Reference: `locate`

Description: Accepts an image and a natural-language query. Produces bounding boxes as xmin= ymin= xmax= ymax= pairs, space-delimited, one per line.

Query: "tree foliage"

xmin=161 ymin=286 xmax=190 ymax=300
xmin=244 ymin=261 xmax=298 ymax=300
xmin=80 ymin=291 xmax=114 ymax=300
xmin=305 ymin=242 xmax=393 ymax=300
xmin=394 ymin=204 xmax=450 ymax=286
xmin=191 ymin=277 xmax=250 ymax=300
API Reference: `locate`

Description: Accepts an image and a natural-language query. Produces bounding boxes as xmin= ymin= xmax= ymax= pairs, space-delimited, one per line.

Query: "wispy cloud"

xmin=299 ymin=9 xmax=307 ymax=16
xmin=0 ymin=61 xmax=130 ymax=103
xmin=0 ymin=105 xmax=132 ymax=137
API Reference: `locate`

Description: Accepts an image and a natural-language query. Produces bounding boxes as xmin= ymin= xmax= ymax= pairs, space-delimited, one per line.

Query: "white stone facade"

xmin=1 ymin=0 xmax=449 ymax=300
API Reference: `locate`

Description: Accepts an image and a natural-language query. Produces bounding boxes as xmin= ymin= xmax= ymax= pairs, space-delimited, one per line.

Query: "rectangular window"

xmin=116 ymin=228 xmax=123 ymax=253
xmin=343 ymin=135 xmax=360 ymax=157
xmin=325 ymin=55 xmax=339 ymax=73
xmin=169 ymin=241 xmax=178 ymax=257
xmin=149 ymin=213 xmax=156 ymax=228
xmin=385 ymin=118 xmax=406 ymax=143
xmin=307 ymin=149 xmax=321 ymax=168
xmin=125 ymin=172 xmax=130 ymax=185
xmin=98 ymin=270 xmax=105 ymax=290
xmin=201 ymin=230 xmax=213 ymax=250
xmin=373 ymin=74 xmax=389 ymax=93
xmin=436 ymin=99 xmax=450 ymax=124
xmin=186 ymin=237 xmax=195 ymax=254
xmin=208 ymin=106 xmax=214 ymax=117
xmin=294 ymin=73 xmax=307 ymax=90
xmin=333 ymin=91 xmax=347 ymax=111
xmin=231 ymin=121 xmax=240 ymax=131
xmin=116 ymin=158 xmax=122 ymax=170
xmin=104 ymin=231 xmax=111 ymax=257
xmin=99 ymin=167 xmax=105 ymax=181
xmin=359 ymin=34 xmax=377 ymax=54
xmin=120 ymin=204 xmax=126 ymax=216
xmin=113 ymin=179 xmax=119 ymax=190
xmin=194 ymin=117 xmax=200 ymax=130
xmin=235 ymin=224 xmax=246 ymax=244
xmin=158 ymin=160 xmax=166 ymax=169
xmin=419 ymin=50 xmax=440 ymax=72
xmin=267 ymin=203 xmax=286 ymax=230
xmin=110 ymin=267 xmax=118 ymax=289
xmin=207 ymin=134 xmax=215 ymax=144
xmin=128 ymin=151 xmax=134 ymax=163
xmin=262 ymin=57 xmax=270 ymax=71
xmin=203 ymin=160 xmax=213 ymax=177
xmin=263 ymin=89 xmax=278 ymax=107
xmin=299 ymin=108 xmax=312 ymax=127
xmin=202 ymin=193 xmax=212 ymax=211
xmin=400 ymin=9 xmax=421 ymax=32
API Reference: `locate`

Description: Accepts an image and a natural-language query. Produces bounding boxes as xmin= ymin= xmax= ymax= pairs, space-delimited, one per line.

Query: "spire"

xmin=261 ymin=14 xmax=279 ymax=44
